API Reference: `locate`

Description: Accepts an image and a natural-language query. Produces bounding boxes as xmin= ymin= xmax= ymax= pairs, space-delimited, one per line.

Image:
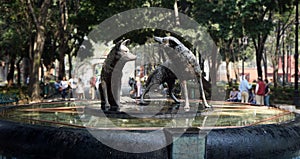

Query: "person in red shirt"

xmin=255 ymin=76 xmax=265 ymax=105
xmin=89 ymin=76 xmax=96 ymax=100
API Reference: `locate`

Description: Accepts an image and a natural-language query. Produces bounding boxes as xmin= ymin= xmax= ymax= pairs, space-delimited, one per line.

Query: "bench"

xmin=0 ymin=93 xmax=19 ymax=105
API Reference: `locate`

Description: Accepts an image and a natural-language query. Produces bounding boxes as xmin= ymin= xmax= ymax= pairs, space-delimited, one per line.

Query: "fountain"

xmin=0 ymin=98 xmax=300 ymax=159
xmin=0 ymin=38 xmax=300 ymax=159
xmin=1 ymin=5 xmax=300 ymax=158
xmin=0 ymin=35 xmax=300 ymax=159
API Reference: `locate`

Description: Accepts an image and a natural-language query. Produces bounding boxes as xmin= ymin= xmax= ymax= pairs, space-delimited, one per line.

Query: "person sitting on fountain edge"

xmin=227 ymin=87 xmax=239 ymax=102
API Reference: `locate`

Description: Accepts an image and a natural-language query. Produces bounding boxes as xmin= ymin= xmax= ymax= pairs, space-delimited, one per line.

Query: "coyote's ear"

xmin=154 ymin=36 xmax=164 ymax=44
xmin=115 ymin=39 xmax=123 ymax=48
xmin=121 ymin=39 xmax=130 ymax=46
xmin=114 ymin=39 xmax=124 ymax=52
xmin=168 ymin=38 xmax=179 ymax=48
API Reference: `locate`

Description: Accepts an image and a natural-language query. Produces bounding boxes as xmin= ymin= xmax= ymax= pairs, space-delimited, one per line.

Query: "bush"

xmin=270 ymin=86 xmax=295 ymax=105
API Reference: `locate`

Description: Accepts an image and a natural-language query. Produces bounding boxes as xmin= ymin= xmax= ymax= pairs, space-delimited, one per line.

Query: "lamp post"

xmin=295 ymin=0 xmax=300 ymax=107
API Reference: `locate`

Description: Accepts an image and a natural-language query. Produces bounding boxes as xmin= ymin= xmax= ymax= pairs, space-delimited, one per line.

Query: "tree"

xmin=0 ymin=0 xmax=32 ymax=87
xmin=270 ymin=2 xmax=294 ymax=87
xmin=57 ymin=0 xmax=68 ymax=79
xmin=239 ymin=0 xmax=294 ymax=79
xmin=192 ymin=0 xmax=248 ymax=84
xmin=27 ymin=0 xmax=52 ymax=101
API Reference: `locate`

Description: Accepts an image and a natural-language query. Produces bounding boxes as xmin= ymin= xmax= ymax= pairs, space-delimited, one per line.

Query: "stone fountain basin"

xmin=0 ymin=102 xmax=300 ymax=159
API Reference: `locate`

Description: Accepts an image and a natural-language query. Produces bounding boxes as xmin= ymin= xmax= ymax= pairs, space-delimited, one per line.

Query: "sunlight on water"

xmin=0 ymin=101 xmax=295 ymax=129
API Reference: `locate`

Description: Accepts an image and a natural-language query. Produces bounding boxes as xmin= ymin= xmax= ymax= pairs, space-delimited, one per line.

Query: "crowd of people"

xmin=227 ymin=75 xmax=271 ymax=106
xmin=52 ymin=75 xmax=100 ymax=100
xmin=47 ymin=73 xmax=273 ymax=106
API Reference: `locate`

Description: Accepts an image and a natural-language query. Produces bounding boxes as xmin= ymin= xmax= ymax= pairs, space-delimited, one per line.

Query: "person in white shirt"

xmin=68 ymin=76 xmax=77 ymax=98
xmin=239 ymin=75 xmax=252 ymax=103
xmin=76 ymin=78 xmax=85 ymax=99
xmin=60 ymin=76 xmax=69 ymax=99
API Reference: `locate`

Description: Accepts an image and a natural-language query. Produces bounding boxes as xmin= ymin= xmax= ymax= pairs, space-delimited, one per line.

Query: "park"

xmin=0 ymin=1 xmax=300 ymax=159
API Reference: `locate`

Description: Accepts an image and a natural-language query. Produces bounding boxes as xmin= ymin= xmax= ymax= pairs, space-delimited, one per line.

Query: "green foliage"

xmin=193 ymin=0 xmax=294 ymax=79
xmin=0 ymin=1 xmax=29 ymax=59
xmin=270 ymin=86 xmax=295 ymax=104
xmin=0 ymin=85 xmax=29 ymax=102
xmin=0 ymin=0 xmax=297 ymax=100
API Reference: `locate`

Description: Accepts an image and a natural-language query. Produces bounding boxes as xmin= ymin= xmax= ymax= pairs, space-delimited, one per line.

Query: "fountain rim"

xmin=0 ymin=100 xmax=298 ymax=130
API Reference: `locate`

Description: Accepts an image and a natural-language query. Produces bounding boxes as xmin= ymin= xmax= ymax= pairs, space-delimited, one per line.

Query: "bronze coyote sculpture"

xmin=99 ymin=39 xmax=136 ymax=111
xmin=140 ymin=36 xmax=210 ymax=109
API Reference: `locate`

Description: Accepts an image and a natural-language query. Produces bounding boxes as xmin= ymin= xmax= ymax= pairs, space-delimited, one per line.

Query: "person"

xmin=128 ymin=77 xmax=135 ymax=88
xmin=95 ymin=75 xmax=101 ymax=99
xmin=136 ymin=77 xmax=142 ymax=98
xmin=68 ymin=75 xmax=77 ymax=98
xmin=26 ymin=76 xmax=30 ymax=85
xmin=128 ymin=77 xmax=137 ymax=98
xmin=43 ymin=76 xmax=50 ymax=98
xmin=255 ymin=76 xmax=265 ymax=105
xmin=264 ymin=79 xmax=271 ymax=106
xmin=76 ymin=78 xmax=85 ymax=99
xmin=227 ymin=87 xmax=239 ymax=102
xmin=89 ymin=76 xmax=96 ymax=99
xmin=239 ymin=75 xmax=252 ymax=103
xmin=60 ymin=76 xmax=69 ymax=99
xmin=54 ymin=79 xmax=61 ymax=96
xmin=248 ymin=88 xmax=256 ymax=104
xmin=237 ymin=90 xmax=242 ymax=102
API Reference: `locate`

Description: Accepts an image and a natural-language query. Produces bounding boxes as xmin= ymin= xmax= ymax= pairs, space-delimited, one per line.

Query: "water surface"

xmin=0 ymin=101 xmax=295 ymax=129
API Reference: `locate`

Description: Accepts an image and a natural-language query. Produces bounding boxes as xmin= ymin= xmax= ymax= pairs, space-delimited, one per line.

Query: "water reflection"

xmin=0 ymin=101 xmax=295 ymax=129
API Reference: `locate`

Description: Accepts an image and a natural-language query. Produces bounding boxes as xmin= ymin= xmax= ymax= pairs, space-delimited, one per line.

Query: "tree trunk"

xmin=272 ymin=22 xmax=282 ymax=88
xmin=255 ymin=45 xmax=263 ymax=78
xmin=210 ymin=44 xmax=218 ymax=86
xmin=16 ymin=57 xmax=23 ymax=87
xmin=29 ymin=26 xmax=46 ymax=101
xmin=58 ymin=0 xmax=68 ymax=79
xmin=253 ymin=35 xmax=267 ymax=79
xmin=27 ymin=0 xmax=51 ymax=101
xmin=68 ymin=52 xmax=72 ymax=78
xmin=59 ymin=49 xmax=65 ymax=79
xmin=263 ymin=48 xmax=268 ymax=80
xmin=232 ymin=60 xmax=239 ymax=81
xmin=286 ymin=45 xmax=290 ymax=83
xmin=282 ymin=39 xmax=286 ymax=86
xmin=7 ymin=57 xmax=15 ymax=87
xmin=225 ymin=58 xmax=231 ymax=86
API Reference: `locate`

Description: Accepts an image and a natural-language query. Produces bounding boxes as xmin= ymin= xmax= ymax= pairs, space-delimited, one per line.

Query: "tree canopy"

xmin=0 ymin=0 xmax=297 ymax=100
